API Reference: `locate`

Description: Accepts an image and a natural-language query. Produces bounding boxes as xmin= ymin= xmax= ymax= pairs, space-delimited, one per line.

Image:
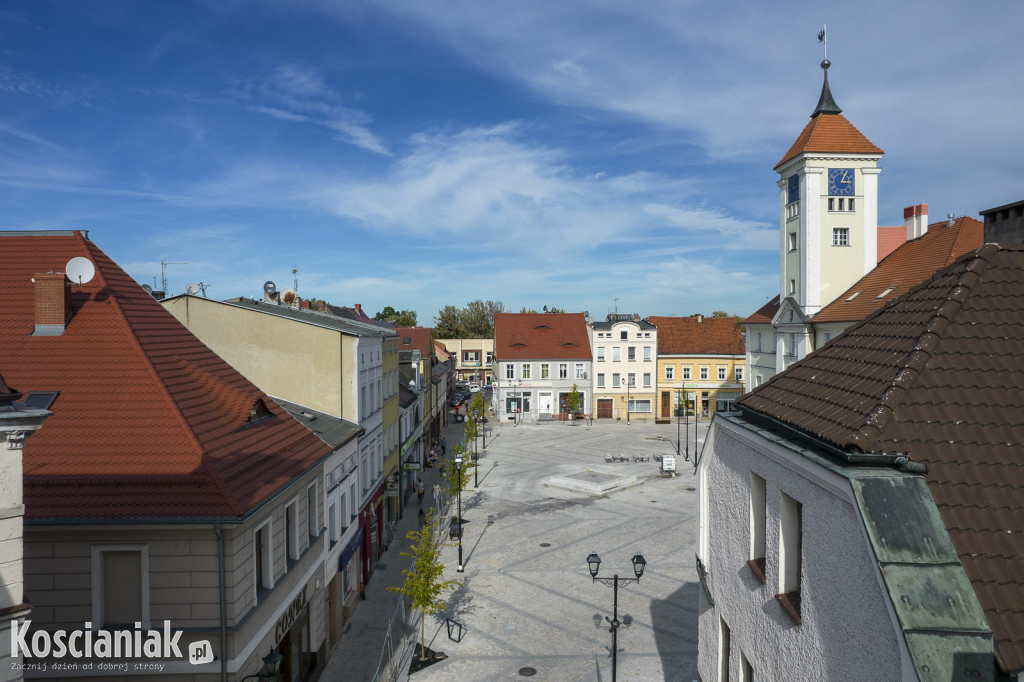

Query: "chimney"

xmin=904 ymin=203 xmax=929 ymax=240
xmin=354 ymin=303 xmax=363 ymax=316
xmin=696 ymin=314 xmax=703 ymax=323
xmin=33 ymin=272 xmax=72 ymax=336
xmin=300 ymin=299 xmax=311 ymax=310
xmin=316 ymin=300 xmax=326 ymax=313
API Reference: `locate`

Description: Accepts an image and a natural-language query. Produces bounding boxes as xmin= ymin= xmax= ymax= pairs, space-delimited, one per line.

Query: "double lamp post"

xmin=587 ymin=550 xmax=646 ymax=682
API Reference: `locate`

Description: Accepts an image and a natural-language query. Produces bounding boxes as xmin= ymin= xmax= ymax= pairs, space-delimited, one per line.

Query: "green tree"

xmin=444 ymin=443 xmax=475 ymax=519
xmin=388 ymin=511 xmax=459 ymax=661
xmin=566 ymin=383 xmax=583 ymax=419
xmin=519 ymin=307 xmax=538 ymax=314
xmin=375 ymin=306 xmax=418 ymax=327
xmin=433 ymin=305 xmax=461 ymax=338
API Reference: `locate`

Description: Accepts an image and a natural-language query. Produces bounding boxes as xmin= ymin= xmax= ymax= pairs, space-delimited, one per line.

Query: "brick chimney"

xmin=316 ymin=300 xmax=326 ymax=313
xmin=904 ymin=204 xmax=929 ymax=241
xmin=34 ymin=272 xmax=72 ymax=336
xmin=354 ymin=303 xmax=363 ymax=316
xmin=300 ymin=299 xmax=311 ymax=310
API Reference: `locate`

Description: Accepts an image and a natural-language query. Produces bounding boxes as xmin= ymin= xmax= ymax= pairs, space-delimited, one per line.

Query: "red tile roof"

xmin=738 ymin=243 xmax=1024 ymax=673
xmin=775 ymin=112 xmax=884 ymax=170
xmin=876 ymin=225 xmax=906 ymax=262
xmin=743 ymin=295 xmax=780 ymax=325
xmin=494 ymin=313 xmax=590 ymax=360
xmin=815 ymin=216 xmax=983 ymax=323
xmin=396 ymin=327 xmax=435 ymax=355
xmin=0 ymin=232 xmax=331 ymax=520
xmin=647 ymin=316 xmax=745 ymax=355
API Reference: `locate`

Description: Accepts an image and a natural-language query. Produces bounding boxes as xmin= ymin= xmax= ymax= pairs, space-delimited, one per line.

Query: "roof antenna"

xmin=613 ymin=297 xmax=619 ymax=314
xmin=292 ymin=267 xmax=299 ymax=294
xmin=161 ymin=259 xmax=187 ymax=295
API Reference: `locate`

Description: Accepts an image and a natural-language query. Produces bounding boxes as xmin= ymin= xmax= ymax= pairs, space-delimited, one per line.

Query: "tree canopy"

xmin=375 ymin=306 xmax=418 ymax=327
xmin=433 ymin=300 xmax=505 ymax=338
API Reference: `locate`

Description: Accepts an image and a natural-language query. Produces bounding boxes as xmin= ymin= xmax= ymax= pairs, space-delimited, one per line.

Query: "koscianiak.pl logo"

xmin=9 ymin=621 xmax=213 ymax=674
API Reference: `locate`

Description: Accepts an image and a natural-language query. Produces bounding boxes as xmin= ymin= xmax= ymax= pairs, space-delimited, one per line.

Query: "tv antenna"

xmin=197 ymin=282 xmax=210 ymax=298
xmin=613 ymin=297 xmax=619 ymax=314
xmin=161 ymin=259 xmax=187 ymax=295
xmin=291 ymin=267 xmax=299 ymax=293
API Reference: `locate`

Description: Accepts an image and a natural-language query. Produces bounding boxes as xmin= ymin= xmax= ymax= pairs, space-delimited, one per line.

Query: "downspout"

xmin=214 ymin=522 xmax=227 ymax=682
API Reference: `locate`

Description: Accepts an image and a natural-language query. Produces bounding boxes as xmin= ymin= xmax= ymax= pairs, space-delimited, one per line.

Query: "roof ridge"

xmin=843 ymin=248 xmax=994 ymax=452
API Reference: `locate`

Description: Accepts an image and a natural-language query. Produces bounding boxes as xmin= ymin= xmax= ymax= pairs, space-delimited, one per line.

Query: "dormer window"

xmin=248 ymin=399 xmax=272 ymax=424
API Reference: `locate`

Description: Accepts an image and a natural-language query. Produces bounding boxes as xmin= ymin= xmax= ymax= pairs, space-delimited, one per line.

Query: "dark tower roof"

xmin=811 ymin=59 xmax=842 ymax=117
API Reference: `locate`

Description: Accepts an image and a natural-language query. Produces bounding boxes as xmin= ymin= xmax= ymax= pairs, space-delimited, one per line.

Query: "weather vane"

xmin=818 ymin=25 xmax=827 ymax=62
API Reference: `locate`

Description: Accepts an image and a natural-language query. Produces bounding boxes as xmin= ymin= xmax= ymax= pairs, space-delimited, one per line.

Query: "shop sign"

xmin=274 ymin=587 xmax=308 ymax=642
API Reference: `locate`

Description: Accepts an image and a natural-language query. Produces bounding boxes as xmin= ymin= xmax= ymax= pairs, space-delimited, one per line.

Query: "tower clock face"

xmin=828 ymin=168 xmax=855 ymax=196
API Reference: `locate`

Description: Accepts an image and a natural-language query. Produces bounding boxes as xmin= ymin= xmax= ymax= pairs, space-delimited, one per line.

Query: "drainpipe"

xmin=214 ymin=522 xmax=227 ymax=682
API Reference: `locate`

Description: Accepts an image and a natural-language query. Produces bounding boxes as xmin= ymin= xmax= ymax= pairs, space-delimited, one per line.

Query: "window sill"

xmin=746 ymin=558 xmax=766 ymax=584
xmin=775 ymin=592 xmax=802 ymax=624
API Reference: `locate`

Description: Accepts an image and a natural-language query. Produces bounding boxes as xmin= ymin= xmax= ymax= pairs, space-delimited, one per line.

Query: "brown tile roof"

xmin=647 ymin=316 xmax=745 ymax=355
xmin=738 ymin=243 xmax=1024 ymax=673
xmin=494 ymin=313 xmax=590 ymax=360
xmin=396 ymin=327 xmax=435 ymax=355
xmin=743 ymin=295 xmax=780 ymax=325
xmin=815 ymin=216 xmax=984 ymax=323
xmin=0 ymin=232 xmax=331 ymax=520
xmin=877 ymin=225 xmax=906 ymax=262
xmin=774 ymin=112 xmax=884 ymax=170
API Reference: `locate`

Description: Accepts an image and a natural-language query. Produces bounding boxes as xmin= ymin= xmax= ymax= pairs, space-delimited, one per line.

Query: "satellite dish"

xmin=142 ymin=284 xmax=153 ymax=294
xmin=185 ymin=282 xmax=200 ymax=295
xmin=65 ymin=257 xmax=95 ymax=285
xmin=263 ymin=280 xmax=277 ymax=296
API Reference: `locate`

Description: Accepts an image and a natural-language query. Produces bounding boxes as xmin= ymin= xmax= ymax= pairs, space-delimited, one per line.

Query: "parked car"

xmin=468 ymin=383 xmax=481 ymax=393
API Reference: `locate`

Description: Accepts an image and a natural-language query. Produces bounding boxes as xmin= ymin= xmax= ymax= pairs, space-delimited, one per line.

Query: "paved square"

xmin=415 ymin=418 xmax=705 ymax=681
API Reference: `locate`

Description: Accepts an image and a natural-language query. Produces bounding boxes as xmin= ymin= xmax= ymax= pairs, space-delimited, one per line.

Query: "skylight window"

xmin=23 ymin=391 xmax=60 ymax=410
xmin=845 ymin=291 xmax=863 ymax=302
xmin=876 ymin=287 xmax=896 ymax=299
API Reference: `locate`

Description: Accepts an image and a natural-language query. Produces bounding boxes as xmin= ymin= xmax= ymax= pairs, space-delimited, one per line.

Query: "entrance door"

xmin=661 ymin=391 xmax=671 ymax=418
xmin=538 ymin=392 xmax=553 ymax=415
xmin=597 ymin=398 xmax=613 ymax=419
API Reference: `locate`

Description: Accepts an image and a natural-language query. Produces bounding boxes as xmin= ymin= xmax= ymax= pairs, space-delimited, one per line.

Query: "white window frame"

xmin=505 ymin=363 xmax=514 ymax=380
xmin=682 ymin=366 xmax=691 ymax=380
xmin=717 ymin=366 xmax=727 ymax=381
xmin=735 ymin=367 xmax=744 ymax=383
xmin=254 ymin=518 xmax=274 ymax=599
xmin=642 ymin=372 xmax=651 ymax=388
xmin=612 ymin=347 xmax=621 ymax=362
xmin=541 ymin=363 xmax=549 ymax=379
xmin=628 ymin=399 xmax=651 ymax=413
xmin=559 ymin=363 xmax=568 ymax=379
xmin=643 ymin=346 xmax=652 ymax=361
xmin=575 ymin=363 xmax=586 ymax=379
xmin=597 ymin=347 xmax=605 ymax=362
xmin=522 ymin=363 xmax=531 ymax=379
xmin=779 ymin=492 xmax=802 ymax=597
xmin=307 ymin=482 xmax=319 ymax=538
xmin=665 ymin=365 xmax=674 ymax=380
xmin=700 ymin=366 xmax=709 ymax=381
xmin=788 ymin=231 xmax=797 ymax=251
xmin=286 ymin=497 xmax=300 ymax=561
xmin=832 ymin=227 xmax=850 ymax=246
xmin=627 ymin=346 xmax=636 ymax=361
xmin=91 ymin=544 xmax=150 ymax=629
xmin=597 ymin=373 xmax=605 ymax=388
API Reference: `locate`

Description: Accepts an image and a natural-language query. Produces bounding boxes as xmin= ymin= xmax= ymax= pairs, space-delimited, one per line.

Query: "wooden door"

xmin=597 ymin=398 xmax=613 ymax=419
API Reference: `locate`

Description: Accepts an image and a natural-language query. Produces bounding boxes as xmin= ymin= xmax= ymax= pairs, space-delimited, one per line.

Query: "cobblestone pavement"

xmin=324 ymin=414 xmax=708 ymax=682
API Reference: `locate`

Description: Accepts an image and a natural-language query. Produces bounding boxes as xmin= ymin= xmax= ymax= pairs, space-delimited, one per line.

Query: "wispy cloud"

xmin=239 ymin=61 xmax=391 ymax=155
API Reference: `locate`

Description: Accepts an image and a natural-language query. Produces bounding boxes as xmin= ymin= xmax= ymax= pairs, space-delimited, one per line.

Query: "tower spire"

xmin=811 ymin=57 xmax=842 ymax=117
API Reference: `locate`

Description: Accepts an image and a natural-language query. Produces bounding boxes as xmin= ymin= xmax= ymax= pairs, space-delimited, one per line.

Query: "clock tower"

xmin=774 ymin=59 xmax=883 ymax=320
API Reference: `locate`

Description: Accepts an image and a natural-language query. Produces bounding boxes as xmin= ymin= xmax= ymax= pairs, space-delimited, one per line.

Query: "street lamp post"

xmin=586 ymin=551 xmax=646 ymax=682
xmin=675 ymin=389 xmax=681 ymax=458
xmin=621 ymin=377 xmax=632 ymax=425
xmin=685 ymin=391 xmax=690 ymax=461
xmin=455 ymin=456 xmax=464 ymax=573
xmin=241 ymin=650 xmax=283 ymax=681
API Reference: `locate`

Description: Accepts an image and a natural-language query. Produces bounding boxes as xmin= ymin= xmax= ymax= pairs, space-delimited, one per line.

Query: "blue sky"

xmin=3 ymin=1 xmax=1022 ymax=323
